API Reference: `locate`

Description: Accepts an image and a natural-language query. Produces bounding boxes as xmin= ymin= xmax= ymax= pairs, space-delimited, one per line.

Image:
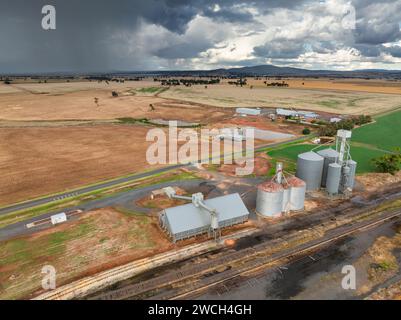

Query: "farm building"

xmin=236 ymin=108 xmax=261 ymax=116
xmin=276 ymin=108 xmax=319 ymax=119
xmin=330 ymin=117 xmax=342 ymax=123
xmin=50 ymin=212 xmax=67 ymax=225
xmin=159 ymin=193 xmax=249 ymax=242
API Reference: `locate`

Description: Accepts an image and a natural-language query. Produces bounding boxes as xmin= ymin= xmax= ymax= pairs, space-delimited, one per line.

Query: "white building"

xmin=330 ymin=117 xmax=342 ymax=123
xmin=236 ymin=108 xmax=261 ymax=116
xmin=50 ymin=212 xmax=67 ymax=225
xmin=276 ymin=108 xmax=319 ymax=119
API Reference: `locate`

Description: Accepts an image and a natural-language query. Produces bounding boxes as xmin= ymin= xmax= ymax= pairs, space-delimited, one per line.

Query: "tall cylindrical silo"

xmin=326 ymin=163 xmax=342 ymax=195
xmin=340 ymin=166 xmax=351 ymax=193
xmin=282 ymin=186 xmax=291 ymax=212
xmin=317 ymin=148 xmax=339 ymax=187
xmin=346 ymin=160 xmax=357 ymax=190
xmin=256 ymin=181 xmax=284 ymax=217
xmin=287 ymin=176 xmax=306 ymax=211
xmin=296 ymin=151 xmax=324 ymax=191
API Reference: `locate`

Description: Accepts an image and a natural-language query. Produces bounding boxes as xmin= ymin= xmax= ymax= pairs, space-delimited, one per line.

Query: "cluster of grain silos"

xmin=295 ymin=130 xmax=357 ymax=196
xmin=256 ymin=163 xmax=306 ymax=218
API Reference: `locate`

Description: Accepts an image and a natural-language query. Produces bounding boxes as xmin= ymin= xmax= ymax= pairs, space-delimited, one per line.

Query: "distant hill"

xmin=5 ymin=64 xmax=401 ymax=79
xmin=115 ymin=64 xmax=401 ymax=79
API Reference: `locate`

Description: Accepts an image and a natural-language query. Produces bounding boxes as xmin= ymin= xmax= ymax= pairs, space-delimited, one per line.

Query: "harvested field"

xmin=0 ymin=125 xmax=163 ymax=206
xmin=0 ymin=90 xmax=230 ymax=124
xmin=160 ymin=82 xmax=401 ymax=115
xmin=246 ymin=78 xmax=401 ymax=95
xmin=0 ymin=207 xmax=174 ymax=300
xmin=1 ymin=80 xmax=156 ymax=95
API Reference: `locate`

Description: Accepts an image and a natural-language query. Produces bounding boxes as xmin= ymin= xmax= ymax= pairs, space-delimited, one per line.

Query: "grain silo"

xmin=282 ymin=185 xmax=291 ymax=213
xmin=317 ymin=148 xmax=339 ymax=187
xmin=296 ymin=151 xmax=324 ymax=191
xmin=326 ymin=163 xmax=342 ymax=195
xmin=256 ymin=181 xmax=284 ymax=217
xmin=287 ymin=177 xmax=306 ymax=211
xmin=346 ymin=160 xmax=357 ymax=190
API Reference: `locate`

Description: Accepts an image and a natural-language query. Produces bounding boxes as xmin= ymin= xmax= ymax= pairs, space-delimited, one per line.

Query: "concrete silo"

xmin=287 ymin=177 xmax=306 ymax=211
xmin=256 ymin=181 xmax=284 ymax=217
xmin=317 ymin=148 xmax=340 ymax=187
xmin=326 ymin=163 xmax=342 ymax=195
xmin=296 ymin=151 xmax=324 ymax=191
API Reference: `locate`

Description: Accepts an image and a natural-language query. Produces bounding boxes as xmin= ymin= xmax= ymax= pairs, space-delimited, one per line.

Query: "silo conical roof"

xmin=298 ymin=151 xmax=324 ymax=161
xmin=317 ymin=148 xmax=339 ymax=158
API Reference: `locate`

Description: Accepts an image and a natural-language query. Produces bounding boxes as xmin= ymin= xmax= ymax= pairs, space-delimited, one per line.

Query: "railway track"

xmin=92 ymin=209 xmax=401 ymax=300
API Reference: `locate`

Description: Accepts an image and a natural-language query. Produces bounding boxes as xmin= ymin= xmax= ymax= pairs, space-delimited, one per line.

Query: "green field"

xmin=268 ymin=144 xmax=385 ymax=174
xmin=352 ymin=110 xmax=401 ymax=152
xmin=267 ymin=110 xmax=401 ymax=174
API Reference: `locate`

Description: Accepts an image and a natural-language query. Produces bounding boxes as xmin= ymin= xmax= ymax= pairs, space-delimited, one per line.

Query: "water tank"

xmin=256 ymin=181 xmax=284 ymax=217
xmin=287 ymin=177 xmax=306 ymax=211
xmin=326 ymin=163 xmax=342 ymax=195
xmin=346 ymin=160 xmax=357 ymax=190
xmin=296 ymin=152 xmax=324 ymax=191
xmin=282 ymin=186 xmax=291 ymax=212
xmin=317 ymin=148 xmax=339 ymax=187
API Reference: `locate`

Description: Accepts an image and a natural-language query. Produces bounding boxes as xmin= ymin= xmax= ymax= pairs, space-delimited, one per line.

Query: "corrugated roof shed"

xmin=161 ymin=193 xmax=249 ymax=240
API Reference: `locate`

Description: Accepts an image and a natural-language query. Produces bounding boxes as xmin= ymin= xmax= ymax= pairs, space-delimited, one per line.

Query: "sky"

xmin=0 ymin=0 xmax=401 ymax=73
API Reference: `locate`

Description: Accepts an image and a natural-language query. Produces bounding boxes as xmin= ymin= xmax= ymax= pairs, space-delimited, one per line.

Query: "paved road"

xmin=0 ymin=136 xmax=308 ymax=217
xmin=0 ymin=179 xmax=204 ymax=241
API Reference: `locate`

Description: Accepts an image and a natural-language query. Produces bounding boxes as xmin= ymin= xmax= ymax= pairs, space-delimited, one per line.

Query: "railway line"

xmin=90 ymin=208 xmax=401 ymax=300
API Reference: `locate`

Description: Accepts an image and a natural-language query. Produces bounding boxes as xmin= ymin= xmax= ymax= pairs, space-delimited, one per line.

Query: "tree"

xmin=302 ymin=128 xmax=311 ymax=135
xmin=372 ymin=148 xmax=401 ymax=175
xmin=112 ymin=91 xmax=118 ymax=97
xmin=94 ymin=97 xmax=99 ymax=107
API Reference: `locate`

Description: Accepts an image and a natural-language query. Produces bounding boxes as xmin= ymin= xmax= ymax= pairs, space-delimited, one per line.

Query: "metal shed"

xmin=236 ymin=108 xmax=261 ymax=116
xmin=159 ymin=193 xmax=249 ymax=242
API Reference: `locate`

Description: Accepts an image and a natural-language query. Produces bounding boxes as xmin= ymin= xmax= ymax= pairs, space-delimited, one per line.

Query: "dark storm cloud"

xmin=354 ymin=44 xmax=383 ymax=57
xmin=253 ymin=40 xmax=306 ymax=59
xmin=352 ymin=0 xmax=401 ymax=45
xmin=0 ymin=0 xmax=311 ymax=73
xmin=0 ymin=0 xmax=400 ymax=73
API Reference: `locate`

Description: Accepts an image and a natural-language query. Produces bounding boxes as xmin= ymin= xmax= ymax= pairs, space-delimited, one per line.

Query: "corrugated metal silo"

xmin=326 ymin=163 xmax=342 ymax=195
xmin=296 ymin=151 xmax=324 ymax=191
xmin=340 ymin=166 xmax=351 ymax=192
xmin=282 ymin=186 xmax=291 ymax=212
xmin=256 ymin=181 xmax=284 ymax=217
xmin=287 ymin=177 xmax=306 ymax=211
xmin=346 ymin=160 xmax=357 ymax=189
xmin=317 ymin=148 xmax=340 ymax=187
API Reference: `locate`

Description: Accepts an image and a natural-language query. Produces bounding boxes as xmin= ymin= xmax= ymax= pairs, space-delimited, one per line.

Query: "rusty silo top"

xmin=287 ymin=176 xmax=306 ymax=188
xmin=258 ymin=180 xmax=284 ymax=192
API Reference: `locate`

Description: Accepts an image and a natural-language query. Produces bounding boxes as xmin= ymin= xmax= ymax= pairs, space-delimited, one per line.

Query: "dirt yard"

xmin=0 ymin=207 xmax=174 ymax=300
